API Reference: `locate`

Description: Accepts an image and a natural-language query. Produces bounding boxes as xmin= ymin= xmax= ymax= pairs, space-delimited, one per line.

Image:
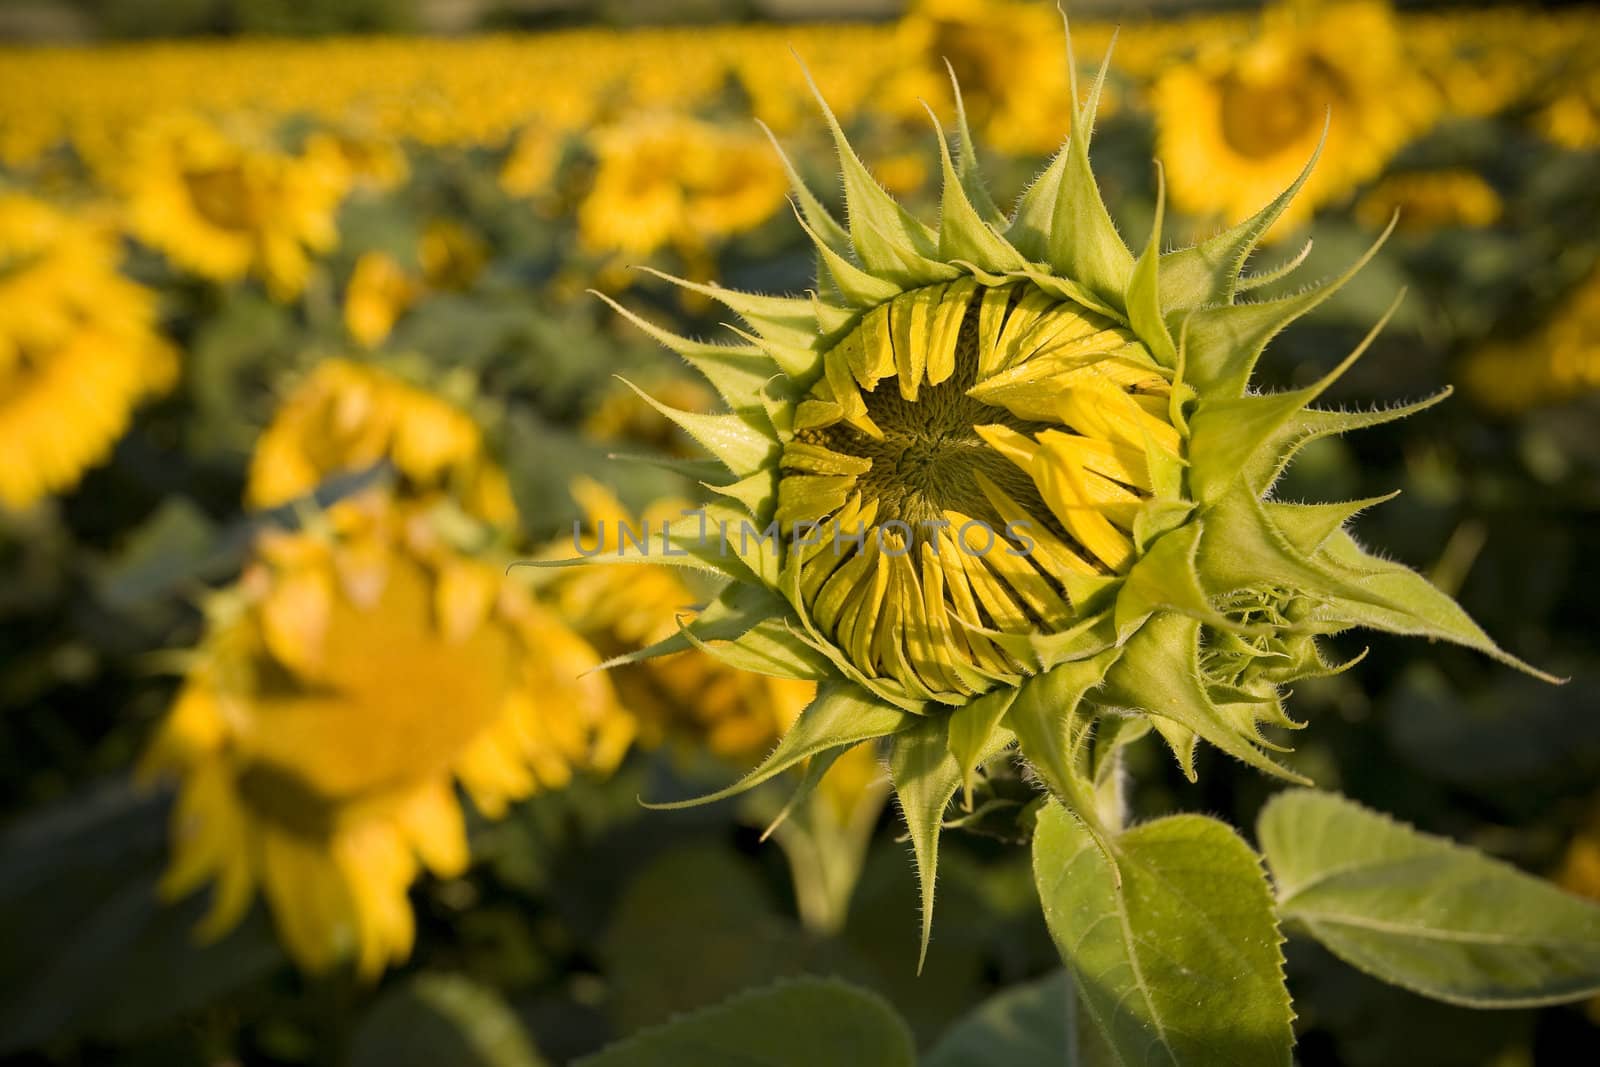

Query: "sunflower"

xmin=581 ymin=31 xmax=1546 ymax=965
xmin=548 ymin=478 xmax=815 ymax=763
xmin=304 ymin=127 xmax=410 ymax=193
xmin=123 ymin=113 xmax=347 ymax=301
xmin=142 ymin=493 xmax=632 ymax=976
xmin=1154 ymin=1 xmax=1439 ymax=235
xmin=1535 ymin=69 xmax=1600 ymax=151
xmin=247 ymin=358 xmax=516 ymax=527
xmin=892 ymin=0 xmax=1072 ymax=156
xmin=418 ymin=219 xmax=488 ymax=292
xmin=577 ymin=113 xmax=788 ymax=262
xmin=1355 ymin=169 xmax=1502 ymax=233
xmin=1462 ymin=270 xmax=1600 ymax=414
xmin=0 ymin=194 xmax=176 ymax=510
xmin=343 ymin=252 xmax=418 ymax=349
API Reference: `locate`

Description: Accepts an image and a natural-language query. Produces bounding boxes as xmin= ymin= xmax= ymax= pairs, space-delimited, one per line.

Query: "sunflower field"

xmin=2 ymin=0 xmax=1600 ymax=1063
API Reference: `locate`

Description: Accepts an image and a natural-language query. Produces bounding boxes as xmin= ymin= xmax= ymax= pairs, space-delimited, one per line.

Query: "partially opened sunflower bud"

xmin=582 ymin=27 xmax=1552 ymax=967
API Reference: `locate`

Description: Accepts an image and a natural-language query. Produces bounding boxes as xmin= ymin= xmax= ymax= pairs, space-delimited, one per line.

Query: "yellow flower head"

xmin=0 ymin=194 xmax=176 ymax=510
xmin=343 ymin=252 xmax=419 ymax=349
xmin=1462 ymin=270 xmax=1600 ymax=414
xmin=551 ymin=479 xmax=815 ymax=763
xmin=247 ymin=358 xmax=516 ymax=527
xmin=142 ymin=494 xmax=632 ymax=976
xmin=587 ymin=33 xmax=1546 ymax=965
xmin=1154 ymin=0 xmax=1439 ymax=234
xmin=124 ymin=113 xmax=347 ymax=300
xmin=1355 ymin=169 xmax=1502 ymax=233
xmin=894 ymin=0 xmax=1075 ymax=155
xmin=1535 ymin=69 xmax=1600 ymax=151
xmin=578 ymin=113 xmax=788 ymax=259
xmin=304 ymin=128 xmax=410 ymax=193
xmin=419 ymin=219 xmax=488 ymax=292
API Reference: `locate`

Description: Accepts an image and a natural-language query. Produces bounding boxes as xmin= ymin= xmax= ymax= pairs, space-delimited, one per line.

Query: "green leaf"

xmin=1033 ymin=804 xmax=1294 ymax=1067
xmin=1259 ymin=789 xmax=1600 ymax=1008
xmin=0 ymin=783 xmax=281 ymax=1053
xmin=923 ymin=970 xmax=1077 ymax=1067
xmin=1312 ymin=531 xmax=1559 ymax=683
xmin=348 ymin=974 xmax=546 ymax=1067
xmin=92 ymin=498 xmax=219 ymax=610
xmin=576 ymin=977 xmax=914 ymax=1067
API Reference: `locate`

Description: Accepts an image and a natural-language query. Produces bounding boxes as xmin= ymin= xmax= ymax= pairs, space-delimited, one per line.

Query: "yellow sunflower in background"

xmin=548 ymin=478 xmax=815 ymax=762
xmin=892 ymin=0 xmax=1069 ymax=155
xmin=1535 ymin=68 xmax=1600 ymax=151
xmin=1154 ymin=0 xmax=1439 ymax=235
xmin=577 ymin=113 xmax=788 ymax=264
xmin=123 ymin=113 xmax=348 ymax=300
xmin=142 ymin=493 xmax=633 ymax=976
xmin=246 ymin=358 xmax=516 ymax=527
xmin=304 ymin=127 xmax=410 ymax=194
xmin=343 ymin=252 xmax=419 ymax=349
xmin=1355 ymin=169 xmax=1502 ymax=232
xmin=418 ymin=219 xmax=488 ymax=292
xmin=1463 ymin=269 xmax=1600 ymax=413
xmin=0 ymin=194 xmax=176 ymax=510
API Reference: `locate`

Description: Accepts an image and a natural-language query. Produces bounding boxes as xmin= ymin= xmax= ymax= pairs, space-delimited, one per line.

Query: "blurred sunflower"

xmin=893 ymin=0 xmax=1069 ymax=155
xmin=305 ymin=127 xmax=410 ymax=193
xmin=247 ymin=358 xmax=516 ymax=526
xmin=143 ymin=494 xmax=632 ymax=975
xmin=547 ymin=478 xmax=815 ymax=762
xmin=419 ymin=219 xmax=488 ymax=292
xmin=1557 ymin=798 xmax=1600 ymax=1023
xmin=343 ymin=252 xmax=418 ymax=349
xmin=1355 ymin=169 xmax=1502 ymax=232
xmin=1463 ymin=270 xmax=1600 ymax=413
xmin=123 ymin=113 xmax=347 ymax=300
xmin=1535 ymin=69 xmax=1600 ymax=151
xmin=1154 ymin=0 xmax=1439 ymax=234
xmin=0 ymin=194 xmax=176 ymax=510
xmin=577 ymin=113 xmax=788 ymax=263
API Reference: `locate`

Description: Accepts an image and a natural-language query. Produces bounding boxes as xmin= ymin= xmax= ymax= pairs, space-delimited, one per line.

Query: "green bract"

xmin=579 ymin=31 xmax=1551 ymax=967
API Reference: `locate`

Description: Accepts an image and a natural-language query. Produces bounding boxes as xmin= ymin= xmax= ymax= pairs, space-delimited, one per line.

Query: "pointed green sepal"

xmin=590 ymin=291 xmax=778 ymax=411
xmin=926 ymin=103 xmax=1027 ymax=273
xmin=945 ymin=685 xmax=1019 ymax=810
xmin=1179 ymin=215 xmax=1397 ymax=399
xmin=1158 ymin=119 xmax=1325 ymax=312
xmin=617 ymin=378 xmax=778 ymax=478
xmin=1125 ymin=161 xmax=1177 ymax=367
xmin=643 ymin=681 xmax=914 ymax=810
xmin=1004 ymin=650 xmax=1124 ymax=870
xmin=1045 ymin=25 xmax=1135 ymax=310
xmin=1099 ymin=613 xmax=1309 ymax=784
xmin=889 ymin=713 xmax=1015 ymax=973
